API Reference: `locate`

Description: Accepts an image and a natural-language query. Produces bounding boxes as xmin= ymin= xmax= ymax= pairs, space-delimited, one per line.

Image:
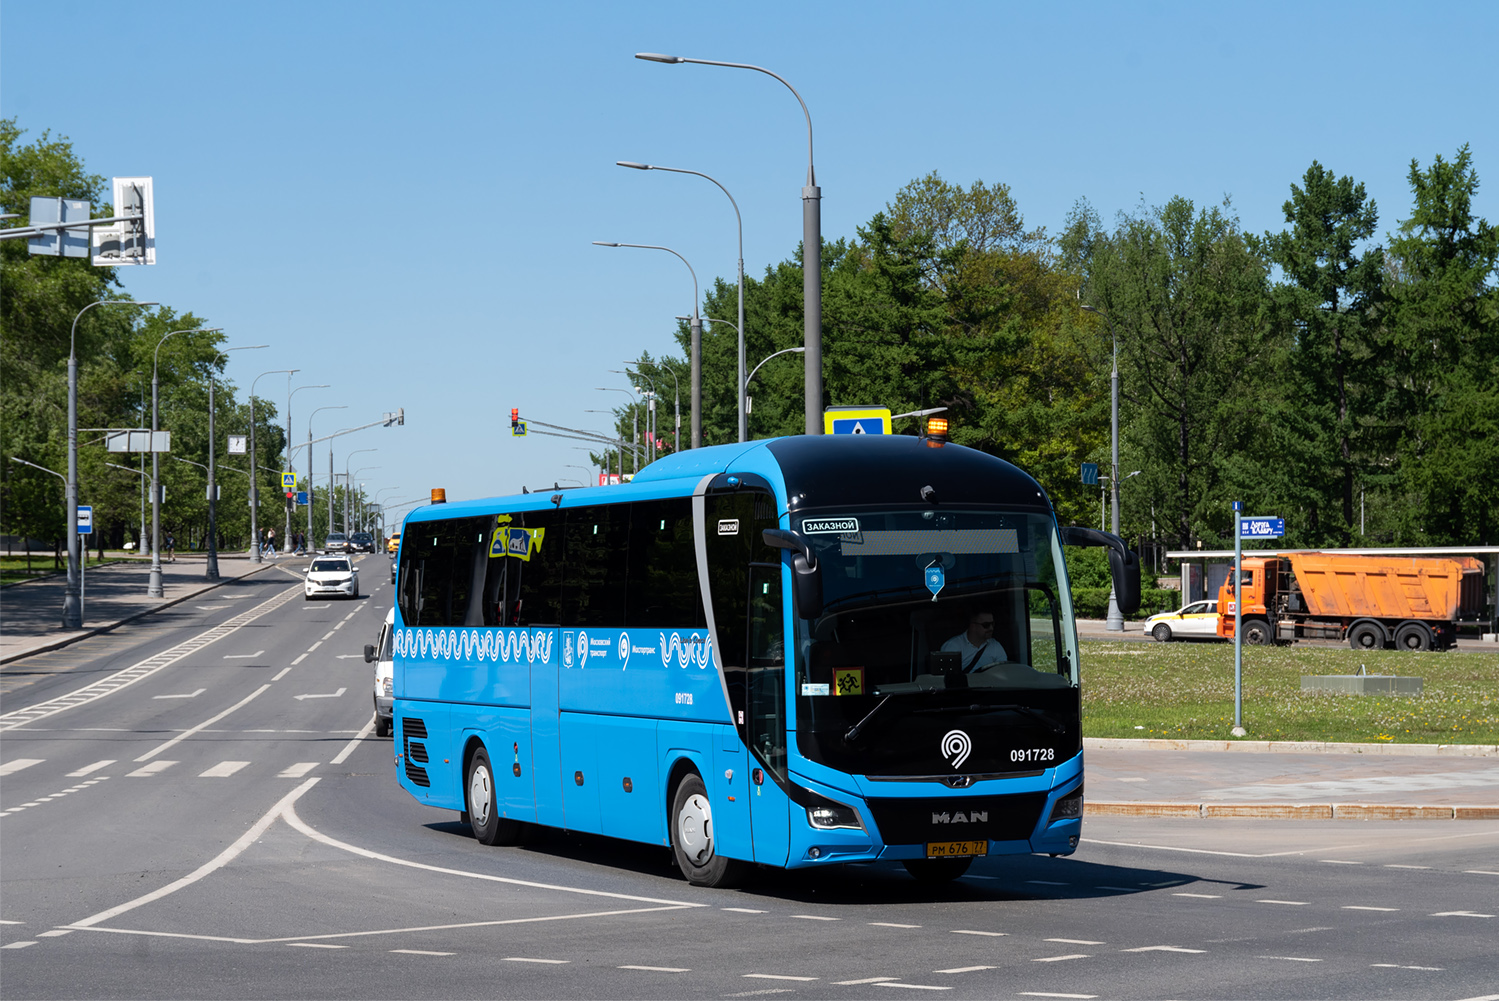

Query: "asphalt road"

xmin=2 ymin=559 xmax=1496 ymax=1000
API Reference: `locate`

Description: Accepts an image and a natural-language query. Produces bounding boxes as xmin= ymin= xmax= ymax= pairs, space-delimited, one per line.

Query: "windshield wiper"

xmin=845 ymin=695 xmax=900 ymax=743
xmin=912 ymin=703 xmax=1066 ymax=735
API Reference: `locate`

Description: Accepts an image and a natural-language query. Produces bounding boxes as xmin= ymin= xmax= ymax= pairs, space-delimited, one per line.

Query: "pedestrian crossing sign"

xmin=282 ymin=472 xmax=296 ymax=489
xmin=824 ymin=406 xmax=892 ymax=435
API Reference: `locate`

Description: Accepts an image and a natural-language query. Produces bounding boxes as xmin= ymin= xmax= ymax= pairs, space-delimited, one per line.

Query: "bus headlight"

xmin=805 ymin=793 xmax=864 ymax=831
xmin=1049 ymin=784 xmax=1083 ymax=822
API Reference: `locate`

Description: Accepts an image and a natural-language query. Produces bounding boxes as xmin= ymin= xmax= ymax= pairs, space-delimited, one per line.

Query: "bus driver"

xmin=941 ymin=610 xmax=1008 ymax=672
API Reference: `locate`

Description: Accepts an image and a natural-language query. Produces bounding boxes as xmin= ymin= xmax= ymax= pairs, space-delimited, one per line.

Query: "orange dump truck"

xmin=1216 ymin=553 xmax=1486 ymax=651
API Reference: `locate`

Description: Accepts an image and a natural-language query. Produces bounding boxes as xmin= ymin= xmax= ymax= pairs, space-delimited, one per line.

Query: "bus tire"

xmin=670 ymin=773 xmax=744 ymax=888
xmin=1242 ymin=618 xmax=1272 ymax=645
xmin=902 ymin=857 xmax=973 ymax=882
xmin=466 ymin=746 xmax=523 ymax=847
xmin=1394 ymin=621 xmax=1432 ymax=651
xmin=1348 ymin=621 xmax=1383 ymax=650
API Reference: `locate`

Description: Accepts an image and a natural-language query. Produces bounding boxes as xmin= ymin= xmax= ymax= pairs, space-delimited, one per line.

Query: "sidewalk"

xmin=0 ymin=552 xmax=283 ymax=663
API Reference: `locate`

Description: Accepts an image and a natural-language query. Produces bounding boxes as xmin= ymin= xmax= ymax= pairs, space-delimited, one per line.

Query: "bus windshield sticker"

xmin=491 ymin=526 xmax=545 ymax=560
xmin=717 ymin=518 xmax=739 ymax=535
xmin=802 ymin=518 xmax=859 ymax=534
xmin=925 ymin=561 xmax=945 ymax=601
xmin=801 ymin=682 xmax=831 ymax=696
xmin=833 ymin=667 xmax=864 ymax=696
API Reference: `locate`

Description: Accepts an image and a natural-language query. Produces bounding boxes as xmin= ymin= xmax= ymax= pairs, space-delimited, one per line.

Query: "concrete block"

xmin=1332 ymin=803 xmax=1453 ymax=820
xmin=1089 ymin=801 xmax=1202 ymax=818
xmin=1202 ymin=803 xmax=1332 ymax=820
xmin=1301 ymin=675 xmax=1422 ymax=696
xmin=1454 ymin=805 xmax=1499 ymax=820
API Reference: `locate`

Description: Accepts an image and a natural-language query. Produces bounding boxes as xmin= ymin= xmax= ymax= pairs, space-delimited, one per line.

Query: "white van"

xmin=364 ymin=608 xmax=394 ymax=737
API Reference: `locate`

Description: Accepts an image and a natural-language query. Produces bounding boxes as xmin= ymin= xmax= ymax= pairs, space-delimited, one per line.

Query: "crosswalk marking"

xmin=0 ymin=759 xmax=44 ymax=777
xmin=200 ymin=761 xmax=251 ymax=778
xmin=127 ymin=761 xmax=178 ymax=778
xmin=279 ymin=762 xmax=318 ymax=779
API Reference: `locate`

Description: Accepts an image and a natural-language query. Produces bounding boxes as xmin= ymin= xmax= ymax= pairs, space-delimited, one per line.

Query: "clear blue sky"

xmin=5 ymin=0 xmax=1495 ymax=515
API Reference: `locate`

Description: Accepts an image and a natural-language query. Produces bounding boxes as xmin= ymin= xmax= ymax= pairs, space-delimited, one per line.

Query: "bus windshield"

xmin=793 ymin=507 xmax=1080 ymax=777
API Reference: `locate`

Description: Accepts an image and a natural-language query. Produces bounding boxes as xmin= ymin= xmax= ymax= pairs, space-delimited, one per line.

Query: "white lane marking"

xmin=934 ymin=966 xmax=994 ymax=974
xmin=1122 ymin=946 xmax=1206 ymax=953
xmin=722 ymin=907 xmax=768 ymax=913
xmin=1343 ymin=906 xmax=1399 ymax=912
xmin=1257 ymin=900 xmax=1309 ymax=906
xmin=279 ymin=763 xmax=318 ymax=779
xmin=1 ymin=942 xmax=36 ymax=949
xmin=290 ymin=654 xmax=309 ymax=666
xmin=791 ymin=914 xmax=839 ymax=921
xmin=392 ymin=949 xmax=454 ymax=956
xmin=0 ymin=920 xmax=23 ymax=925
xmin=294 ymin=688 xmax=346 ymax=701
xmin=153 ymin=689 xmax=206 ymax=700
xmin=1430 ymin=910 xmax=1494 ymax=918
xmin=36 ymin=930 xmax=72 ymax=937
xmin=951 ymin=929 xmax=1007 ymax=937
xmin=1172 ymin=893 xmax=1221 ymax=899
xmin=871 ymin=922 xmax=922 ymax=928
xmin=280 ymin=800 xmax=704 ymax=909
xmin=1033 ymin=954 xmax=1090 ymax=962
xmin=744 ymin=974 xmax=818 ymax=981
xmin=1047 ymin=938 xmax=1105 ymax=945
xmin=0 ymin=758 xmax=44 ymax=776
xmin=620 ymin=965 xmax=690 ymax=972
xmin=307 ymin=641 xmax=323 ymax=652
xmin=1090 ymin=838 xmax=1370 ymax=860
xmin=322 ymin=631 xmax=335 ymax=641
xmin=333 ymin=622 xmax=346 ymax=631
xmin=1259 ymin=956 xmax=1321 ymax=962
xmin=1371 ymin=963 xmax=1443 ymax=970
xmin=1026 ymin=880 xmax=1069 ymax=886
xmin=334 ymin=654 xmax=364 ymax=659
xmin=222 ymin=651 xmax=265 ymax=659
xmin=1385 ymin=864 xmax=1430 ymax=869
xmin=330 ymin=716 xmax=376 ymax=765
xmin=1320 ymin=859 xmax=1362 ymax=865
xmin=126 ymin=761 xmax=177 ymax=777
xmin=199 ymin=761 xmax=250 ymax=778
xmin=272 ymin=668 xmax=292 ymax=681
xmin=874 ymin=985 xmax=951 ymax=992
xmin=1096 ymin=886 xmax=1136 ymax=892
xmin=135 ymin=685 xmax=271 ymax=762
xmin=289 ymin=942 xmax=346 ymax=949
xmin=505 ymin=957 xmax=568 ymax=964
xmin=1464 ymin=870 xmax=1499 ymax=876
xmin=66 ymin=760 xmax=115 ymax=777
xmin=1017 ymin=994 xmax=1098 ymax=999
xmin=343 ymin=611 xmax=357 ymax=621
xmin=70 ymin=779 xmax=320 ymax=929
xmin=0 ymin=585 xmax=300 ymax=731
xmin=836 ymin=978 xmax=900 ymax=985
xmin=1453 ymin=995 xmax=1499 ymax=1001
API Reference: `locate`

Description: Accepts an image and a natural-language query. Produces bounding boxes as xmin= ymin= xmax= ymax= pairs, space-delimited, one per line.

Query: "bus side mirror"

xmin=763 ymin=528 xmax=823 ymax=620
xmin=1059 ymin=526 xmax=1141 ymax=615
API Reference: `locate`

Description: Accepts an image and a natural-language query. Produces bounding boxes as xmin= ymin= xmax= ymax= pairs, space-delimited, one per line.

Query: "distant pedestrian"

xmin=264 ymin=527 xmax=277 ymax=559
xmin=165 ymin=531 xmax=176 ymax=563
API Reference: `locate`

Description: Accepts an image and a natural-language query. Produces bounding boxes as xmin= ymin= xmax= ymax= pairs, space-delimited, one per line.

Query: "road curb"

xmin=0 ymin=560 xmax=284 ymax=665
xmin=1084 ymin=737 xmax=1498 ymax=757
xmin=1090 ymin=801 xmax=1499 ymax=820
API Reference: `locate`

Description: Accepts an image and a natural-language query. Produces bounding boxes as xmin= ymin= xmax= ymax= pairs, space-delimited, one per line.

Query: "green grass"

xmin=0 ymin=553 xmax=148 ymax=585
xmin=1081 ymin=640 xmax=1499 ymax=745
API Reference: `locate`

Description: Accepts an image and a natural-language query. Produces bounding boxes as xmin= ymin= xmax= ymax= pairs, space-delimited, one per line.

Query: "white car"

xmin=304 ymin=556 xmax=359 ymax=600
xmin=364 ymin=608 xmax=394 ymax=737
xmin=1144 ymin=599 xmax=1220 ymax=642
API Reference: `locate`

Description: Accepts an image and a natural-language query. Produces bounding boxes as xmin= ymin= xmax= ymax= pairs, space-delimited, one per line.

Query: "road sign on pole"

xmin=1080 ymin=463 xmax=1099 ymax=485
xmin=282 ymin=472 xmax=297 ymax=490
xmin=823 ymin=406 xmax=892 ymax=435
xmin=77 ymin=505 xmax=93 ymax=534
xmin=1238 ymin=517 xmax=1285 ymax=539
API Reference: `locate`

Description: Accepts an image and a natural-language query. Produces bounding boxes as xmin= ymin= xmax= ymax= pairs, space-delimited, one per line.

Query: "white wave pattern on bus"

xmin=659 ymin=631 xmax=713 ymax=669
xmin=394 ymin=627 xmax=554 ymax=664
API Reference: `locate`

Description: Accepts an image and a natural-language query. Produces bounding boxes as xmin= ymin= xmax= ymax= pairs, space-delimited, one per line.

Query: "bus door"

xmin=746 ymin=562 xmax=789 ymax=866
xmin=529 ymin=631 xmax=564 ymax=829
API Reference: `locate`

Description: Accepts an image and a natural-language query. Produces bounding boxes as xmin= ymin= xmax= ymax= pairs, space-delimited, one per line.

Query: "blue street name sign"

xmin=1239 ymin=516 xmax=1285 ymax=539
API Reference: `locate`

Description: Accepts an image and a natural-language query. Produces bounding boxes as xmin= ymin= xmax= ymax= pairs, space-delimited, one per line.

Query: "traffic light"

xmin=511 ymin=408 xmax=519 ymax=430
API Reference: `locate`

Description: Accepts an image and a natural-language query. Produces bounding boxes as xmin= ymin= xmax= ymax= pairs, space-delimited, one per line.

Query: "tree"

xmin=1259 ymin=161 xmax=1385 ymax=545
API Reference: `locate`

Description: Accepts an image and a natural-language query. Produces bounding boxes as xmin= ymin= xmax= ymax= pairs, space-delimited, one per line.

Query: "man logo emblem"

xmin=941 ymin=729 xmax=972 ymax=769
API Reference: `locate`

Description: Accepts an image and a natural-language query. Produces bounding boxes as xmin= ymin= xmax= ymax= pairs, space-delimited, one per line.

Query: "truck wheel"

xmin=1348 ymin=622 xmax=1383 ymax=650
xmin=1394 ymin=622 xmax=1432 ymax=651
xmin=1242 ymin=618 xmax=1272 ymax=645
xmin=1152 ymin=623 xmax=1172 ymax=642
xmin=670 ymin=773 xmax=745 ymax=888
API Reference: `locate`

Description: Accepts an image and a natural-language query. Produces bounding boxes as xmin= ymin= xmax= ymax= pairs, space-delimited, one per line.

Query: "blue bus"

xmin=391 ymin=433 xmax=1138 ymax=885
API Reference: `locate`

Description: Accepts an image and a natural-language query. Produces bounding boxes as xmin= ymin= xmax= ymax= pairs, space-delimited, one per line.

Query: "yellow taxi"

xmin=1143 ymin=599 xmax=1221 ymax=642
xmin=386 ymin=533 xmax=400 ymax=554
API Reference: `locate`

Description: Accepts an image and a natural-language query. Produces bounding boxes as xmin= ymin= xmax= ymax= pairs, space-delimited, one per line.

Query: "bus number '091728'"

xmin=1011 ymin=747 xmax=1056 ymax=763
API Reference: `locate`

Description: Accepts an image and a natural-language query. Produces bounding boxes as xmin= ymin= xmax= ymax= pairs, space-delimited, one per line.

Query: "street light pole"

xmin=205 ymin=345 xmax=267 ymax=580
xmin=248 ymin=368 xmax=295 ymax=563
xmin=614 ymin=368 xmax=657 ymax=463
xmin=593 ymin=388 xmax=639 ymax=471
xmin=593 ymin=241 xmax=702 ymax=448
xmin=65 ymin=299 xmax=156 ymax=626
xmin=648 ymin=351 xmax=684 ymax=453
xmin=636 ymin=53 xmax=820 ymax=436
xmin=744 ymin=345 xmax=806 ymax=434
xmin=616 ymin=161 xmax=747 ymax=442
xmin=150 ymin=326 xmax=221 ymax=598
xmin=307 ymin=405 xmax=347 ymax=549
xmin=1081 ymin=303 xmax=1124 ymax=632
xmin=286 ymin=384 xmax=329 ymax=551
xmin=347 ymin=455 xmax=379 ymax=530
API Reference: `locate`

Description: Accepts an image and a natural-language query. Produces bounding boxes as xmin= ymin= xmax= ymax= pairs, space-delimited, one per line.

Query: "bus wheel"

xmin=902 ymin=857 xmax=973 ymax=882
xmin=671 ymin=773 xmax=745 ymax=888
xmin=1395 ymin=621 xmax=1432 ymax=651
xmin=1242 ymin=618 xmax=1272 ymax=645
xmin=466 ymin=746 xmax=523 ymax=846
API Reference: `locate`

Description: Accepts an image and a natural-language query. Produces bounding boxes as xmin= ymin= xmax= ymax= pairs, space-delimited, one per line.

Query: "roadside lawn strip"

xmin=1081 ymin=642 xmax=1499 ymax=745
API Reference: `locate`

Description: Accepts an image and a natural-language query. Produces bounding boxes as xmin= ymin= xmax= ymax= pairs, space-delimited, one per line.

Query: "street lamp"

xmin=593 ymin=241 xmax=703 ymax=448
xmin=248 ymin=368 xmax=296 ymax=563
xmin=205 ymin=345 xmax=267 ymax=580
xmin=1080 ymin=303 xmax=1124 ymax=632
xmin=617 ymin=160 xmax=748 ymax=443
xmin=744 ymin=346 xmax=806 ymax=434
xmin=285 ymin=383 xmax=329 ymax=551
xmin=149 ymin=326 xmax=222 ymax=598
xmin=636 ymin=52 xmax=821 ymax=436
xmin=643 ymin=353 xmax=683 ymax=453
xmin=612 ymin=368 xmax=657 ymax=462
xmin=593 ymin=388 xmax=640 ymax=472
xmin=347 ymin=460 xmax=380 ymax=532
xmin=65 ymin=299 xmax=157 ymax=626
xmin=307 ymin=404 xmax=347 ymax=547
